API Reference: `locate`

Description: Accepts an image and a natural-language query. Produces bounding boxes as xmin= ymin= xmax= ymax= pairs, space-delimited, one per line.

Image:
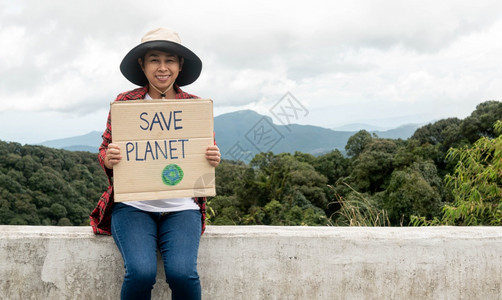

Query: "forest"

xmin=0 ymin=100 xmax=500 ymax=227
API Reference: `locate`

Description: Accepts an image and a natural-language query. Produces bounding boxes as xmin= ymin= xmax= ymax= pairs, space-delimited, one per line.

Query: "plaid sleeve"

xmin=90 ymin=87 xmax=148 ymax=235
xmin=98 ymin=111 xmax=113 ymax=180
xmin=89 ymin=186 xmax=113 ymax=235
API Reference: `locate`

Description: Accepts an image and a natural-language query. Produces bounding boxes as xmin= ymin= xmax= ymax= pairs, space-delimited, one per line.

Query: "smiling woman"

xmin=89 ymin=27 xmax=221 ymax=300
xmin=138 ymin=51 xmax=183 ymax=99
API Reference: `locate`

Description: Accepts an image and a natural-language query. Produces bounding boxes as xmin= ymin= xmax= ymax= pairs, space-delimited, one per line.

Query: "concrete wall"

xmin=0 ymin=226 xmax=501 ymax=300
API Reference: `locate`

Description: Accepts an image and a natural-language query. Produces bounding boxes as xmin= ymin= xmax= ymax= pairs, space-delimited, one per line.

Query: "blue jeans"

xmin=111 ymin=203 xmax=202 ymax=300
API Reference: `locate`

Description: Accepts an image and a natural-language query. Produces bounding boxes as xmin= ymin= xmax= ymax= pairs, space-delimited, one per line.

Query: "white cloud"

xmin=0 ymin=0 xmax=501 ymax=143
xmin=0 ymin=26 xmax=29 ymax=69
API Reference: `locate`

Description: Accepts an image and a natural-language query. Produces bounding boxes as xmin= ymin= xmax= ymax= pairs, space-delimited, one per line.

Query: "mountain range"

xmin=37 ymin=110 xmax=421 ymax=160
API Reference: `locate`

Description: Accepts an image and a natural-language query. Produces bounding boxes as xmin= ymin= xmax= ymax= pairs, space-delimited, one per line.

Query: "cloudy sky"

xmin=1 ymin=0 xmax=501 ymax=144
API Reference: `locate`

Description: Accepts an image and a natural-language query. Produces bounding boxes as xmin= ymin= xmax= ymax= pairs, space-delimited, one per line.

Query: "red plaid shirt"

xmin=89 ymin=85 xmax=207 ymax=235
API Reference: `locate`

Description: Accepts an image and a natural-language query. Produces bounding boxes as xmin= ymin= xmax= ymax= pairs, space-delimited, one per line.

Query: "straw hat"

xmin=120 ymin=28 xmax=202 ymax=86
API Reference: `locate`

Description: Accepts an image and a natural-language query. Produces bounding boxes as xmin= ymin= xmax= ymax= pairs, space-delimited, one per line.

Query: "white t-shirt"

xmin=124 ymin=198 xmax=199 ymax=212
xmin=122 ymin=93 xmax=199 ymax=213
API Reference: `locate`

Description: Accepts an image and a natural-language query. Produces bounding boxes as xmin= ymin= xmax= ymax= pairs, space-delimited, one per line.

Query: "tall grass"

xmin=330 ymin=184 xmax=392 ymax=227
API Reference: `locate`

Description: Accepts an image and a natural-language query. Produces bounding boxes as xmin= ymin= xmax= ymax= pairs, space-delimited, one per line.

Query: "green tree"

xmin=28 ymin=167 xmax=67 ymax=195
xmin=207 ymin=195 xmax=243 ymax=225
xmin=345 ymin=130 xmax=373 ymax=158
xmin=411 ymin=118 xmax=463 ymax=150
xmin=0 ymin=141 xmax=107 ymax=226
xmin=214 ymin=160 xmax=248 ymax=196
xmin=250 ymin=153 xmax=328 ymax=209
xmin=57 ymin=217 xmax=73 ymax=226
xmin=211 ymin=152 xmax=331 ymax=226
xmin=349 ymin=139 xmax=398 ymax=193
xmin=312 ymin=150 xmax=350 ymax=185
xmin=410 ymin=117 xmax=466 ymax=176
xmin=441 ymin=120 xmax=502 ymax=225
xmin=383 ymin=161 xmax=443 ymax=225
xmin=460 ymin=101 xmax=502 ymax=143
xmin=50 ymin=203 xmax=67 ymax=219
xmin=0 ymin=172 xmax=24 ymax=194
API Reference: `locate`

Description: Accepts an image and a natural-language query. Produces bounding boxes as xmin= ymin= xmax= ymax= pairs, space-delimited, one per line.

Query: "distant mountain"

xmin=373 ymin=124 xmax=420 ymax=140
xmin=333 ymin=123 xmax=421 ymax=139
xmin=36 ymin=110 xmax=420 ymax=160
xmin=63 ymin=145 xmax=100 ymax=153
xmin=333 ymin=123 xmax=389 ymax=131
xmin=214 ymin=110 xmax=420 ymax=159
xmin=214 ymin=110 xmax=355 ymax=159
xmin=39 ymin=131 xmax=102 ymax=153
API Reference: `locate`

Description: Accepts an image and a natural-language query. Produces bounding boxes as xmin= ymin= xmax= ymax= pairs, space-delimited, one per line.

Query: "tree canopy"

xmin=0 ymin=142 xmax=107 ymax=226
xmin=0 ymin=100 xmax=500 ymax=227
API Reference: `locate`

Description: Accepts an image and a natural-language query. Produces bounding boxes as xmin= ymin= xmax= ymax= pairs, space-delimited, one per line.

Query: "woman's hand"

xmin=104 ymin=143 xmax=122 ymax=169
xmin=205 ymin=145 xmax=221 ymax=167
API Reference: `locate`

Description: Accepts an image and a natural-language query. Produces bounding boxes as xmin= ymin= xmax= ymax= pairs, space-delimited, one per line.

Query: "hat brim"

xmin=120 ymin=40 xmax=202 ymax=87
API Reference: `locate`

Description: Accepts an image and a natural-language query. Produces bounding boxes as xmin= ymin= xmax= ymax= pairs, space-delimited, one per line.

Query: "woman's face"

xmin=138 ymin=50 xmax=183 ymax=93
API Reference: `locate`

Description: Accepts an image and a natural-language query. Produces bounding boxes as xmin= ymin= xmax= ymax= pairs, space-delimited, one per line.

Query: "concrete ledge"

xmin=1 ymin=226 xmax=501 ymax=299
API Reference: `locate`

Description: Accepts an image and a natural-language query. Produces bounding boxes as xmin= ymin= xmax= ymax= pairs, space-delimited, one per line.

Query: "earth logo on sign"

xmin=161 ymin=164 xmax=184 ymax=186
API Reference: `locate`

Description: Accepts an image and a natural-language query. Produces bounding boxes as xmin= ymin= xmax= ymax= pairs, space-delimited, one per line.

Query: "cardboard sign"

xmin=111 ymin=99 xmax=215 ymax=202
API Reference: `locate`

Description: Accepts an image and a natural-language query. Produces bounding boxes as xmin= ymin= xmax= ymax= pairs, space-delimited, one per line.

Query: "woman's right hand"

xmin=104 ymin=143 xmax=122 ymax=169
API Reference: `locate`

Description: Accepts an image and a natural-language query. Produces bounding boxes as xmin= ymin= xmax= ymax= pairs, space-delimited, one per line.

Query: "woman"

xmin=90 ymin=27 xmax=220 ymax=300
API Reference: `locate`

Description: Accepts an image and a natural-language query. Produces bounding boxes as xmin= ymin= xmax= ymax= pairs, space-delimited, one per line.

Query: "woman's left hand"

xmin=205 ymin=145 xmax=221 ymax=167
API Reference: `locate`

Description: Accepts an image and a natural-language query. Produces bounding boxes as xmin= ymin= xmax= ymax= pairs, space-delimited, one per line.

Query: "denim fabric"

xmin=111 ymin=203 xmax=201 ymax=300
